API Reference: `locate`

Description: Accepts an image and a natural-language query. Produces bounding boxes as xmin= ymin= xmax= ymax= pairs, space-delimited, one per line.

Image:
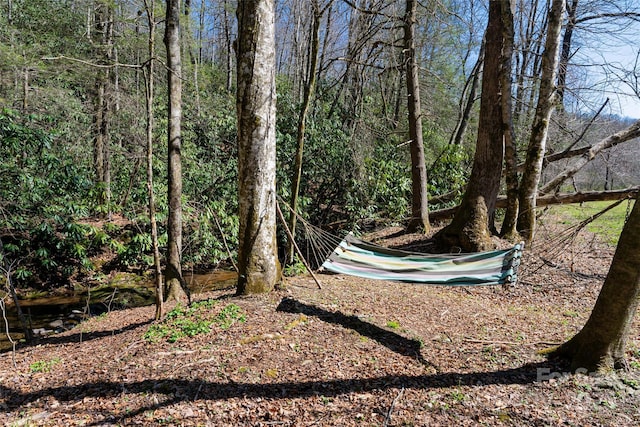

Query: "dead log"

xmin=430 ymin=187 xmax=639 ymax=222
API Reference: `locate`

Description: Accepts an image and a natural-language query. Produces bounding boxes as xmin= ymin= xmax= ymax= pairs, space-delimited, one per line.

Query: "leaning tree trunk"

xmin=550 ymin=194 xmax=640 ymax=372
xmin=434 ymin=0 xmax=505 ymax=252
xmin=164 ymin=0 xmax=189 ymax=304
xmin=448 ymin=41 xmax=484 ymax=147
xmin=404 ymin=0 xmax=430 ymax=234
xmin=516 ymin=0 xmax=565 ymax=244
xmin=288 ymin=0 xmax=322 ymax=264
xmin=236 ymin=0 xmax=281 ymax=295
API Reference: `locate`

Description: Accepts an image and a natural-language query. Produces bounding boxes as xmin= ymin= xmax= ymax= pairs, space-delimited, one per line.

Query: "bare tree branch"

xmin=540 ymin=119 xmax=640 ymax=194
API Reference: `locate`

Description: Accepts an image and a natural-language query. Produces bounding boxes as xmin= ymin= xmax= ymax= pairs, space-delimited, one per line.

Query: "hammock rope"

xmin=278 ymin=199 xmax=524 ymax=287
xmin=521 ymin=198 xmax=629 ymax=278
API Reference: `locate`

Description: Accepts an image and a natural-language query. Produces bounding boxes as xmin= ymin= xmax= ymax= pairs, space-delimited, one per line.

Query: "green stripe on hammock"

xmin=320 ymin=234 xmax=523 ymax=286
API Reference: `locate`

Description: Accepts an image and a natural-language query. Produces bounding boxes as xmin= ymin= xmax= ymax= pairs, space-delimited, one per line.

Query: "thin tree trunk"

xmin=236 ymin=0 xmax=280 ymax=295
xmin=404 ymin=0 xmax=429 ymax=233
xmin=550 ymin=193 xmax=640 ymax=372
xmin=143 ymin=0 xmax=163 ymax=320
xmin=288 ymin=0 xmax=322 ymax=263
xmin=164 ymin=0 xmax=188 ymax=304
xmin=449 ymin=41 xmax=484 ymax=146
xmin=223 ymin=0 xmax=233 ymax=92
xmin=517 ymin=0 xmax=565 ymax=243
xmin=93 ymin=1 xmax=114 ymax=214
xmin=557 ymin=0 xmax=579 ymax=108
xmin=0 ymin=239 xmax=33 ymax=344
xmin=22 ymin=66 xmax=28 ymax=111
xmin=513 ymin=0 xmax=541 ymax=128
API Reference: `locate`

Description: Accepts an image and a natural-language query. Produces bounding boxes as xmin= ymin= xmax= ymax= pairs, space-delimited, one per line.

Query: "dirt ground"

xmin=1 ymin=224 xmax=639 ymax=426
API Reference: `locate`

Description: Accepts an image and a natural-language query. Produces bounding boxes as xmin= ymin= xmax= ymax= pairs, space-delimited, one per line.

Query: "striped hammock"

xmin=320 ymin=234 xmax=524 ymax=286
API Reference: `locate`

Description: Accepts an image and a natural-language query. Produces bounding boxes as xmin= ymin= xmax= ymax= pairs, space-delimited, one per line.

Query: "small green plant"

xmin=283 ymin=256 xmax=307 ymax=277
xmin=144 ymin=300 xmax=245 ymax=343
xmin=386 ymin=320 xmax=400 ymax=329
xmin=449 ymin=389 xmax=467 ymax=403
xmin=30 ymin=357 xmax=61 ymax=373
xmin=215 ymin=303 xmax=246 ymax=329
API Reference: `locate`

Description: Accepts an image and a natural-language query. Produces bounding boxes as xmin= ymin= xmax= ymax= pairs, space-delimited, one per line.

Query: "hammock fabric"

xmin=320 ymin=234 xmax=523 ymax=286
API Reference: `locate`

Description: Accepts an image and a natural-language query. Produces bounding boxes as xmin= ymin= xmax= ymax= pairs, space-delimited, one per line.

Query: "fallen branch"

xmin=463 ymin=338 xmax=563 ymax=346
xmin=430 ymin=188 xmax=638 ymax=221
xmin=540 ymin=119 xmax=640 ymax=194
xmin=383 ymin=387 xmax=404 ymax=427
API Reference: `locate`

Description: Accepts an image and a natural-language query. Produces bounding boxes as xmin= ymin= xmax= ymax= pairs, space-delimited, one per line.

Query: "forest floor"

xmin=1 ymin=220 xmax=640 ymax=426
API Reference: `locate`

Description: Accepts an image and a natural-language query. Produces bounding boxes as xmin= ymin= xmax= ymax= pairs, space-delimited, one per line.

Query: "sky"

xmin=576 ymin=13 xmax=640 ymax=120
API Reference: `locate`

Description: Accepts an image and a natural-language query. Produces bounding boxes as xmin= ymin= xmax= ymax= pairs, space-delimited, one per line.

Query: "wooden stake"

xmin=276 ymin=201 xmax=323 ymax=289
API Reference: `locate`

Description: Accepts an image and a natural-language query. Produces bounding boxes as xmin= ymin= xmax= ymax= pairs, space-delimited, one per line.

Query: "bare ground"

xmin=1 ymin=224 xmax=639 ymax=426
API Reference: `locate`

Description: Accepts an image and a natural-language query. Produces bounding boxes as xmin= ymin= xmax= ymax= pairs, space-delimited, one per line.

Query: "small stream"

xmin=1 ymin=271 xmax=237 ymax=351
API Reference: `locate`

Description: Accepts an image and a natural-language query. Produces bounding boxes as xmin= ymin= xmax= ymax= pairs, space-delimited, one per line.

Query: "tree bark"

xmin=223 ymin=0 xmax=233 ymax=93
xmin=142 ymin=0 xmax=163 ymax=320
xmin=550 ymin=193 xmax=640 ymax=372
xmin=92 ymin=1 xmax=114 ymax=213
xmin=164 ymin=0 xmax=188 ymax=304
xmin=236 ymin=0 xmax=281 ymax=295
xmin=404 ymin=0 xmax=430 ymax=234
xmin=434 ymin=0 xmax=505 ymax=252
xmin=288 ymin=0 xmax=322 ymax=264
xmin=499 ymin=0 xmax=519 ymax=240
xmin=517 ymin=0 xmax=566 ymax=243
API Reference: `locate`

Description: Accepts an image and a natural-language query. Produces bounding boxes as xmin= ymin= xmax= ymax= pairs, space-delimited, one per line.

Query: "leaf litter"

xmin=1 ymin=225 xmax=639 ymax=426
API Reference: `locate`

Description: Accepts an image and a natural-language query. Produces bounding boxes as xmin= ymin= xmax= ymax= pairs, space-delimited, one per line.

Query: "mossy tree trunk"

xmin=550 ymin=195 xmax=640 ymax=372
xmin=236 ymin=0 xmax=281 ymax=295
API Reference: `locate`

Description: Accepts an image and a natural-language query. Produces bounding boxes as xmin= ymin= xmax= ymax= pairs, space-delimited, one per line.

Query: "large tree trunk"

xmin=404 ymin=0 xmax=430 ymax=234
xmin=499 ymin=0 xmax=519 ymax=240
xmin=434 ymin=0 xmax=505 ymax=252
xmin=550 ymin=194 xmax=640 ymax=372
xmin=516 ymin=0 xmax=565 ymax=243
xmin=164 ymin=0 xmax=188 ymax=304
xmin=236 ymin=0 xmax=281 ymax=295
